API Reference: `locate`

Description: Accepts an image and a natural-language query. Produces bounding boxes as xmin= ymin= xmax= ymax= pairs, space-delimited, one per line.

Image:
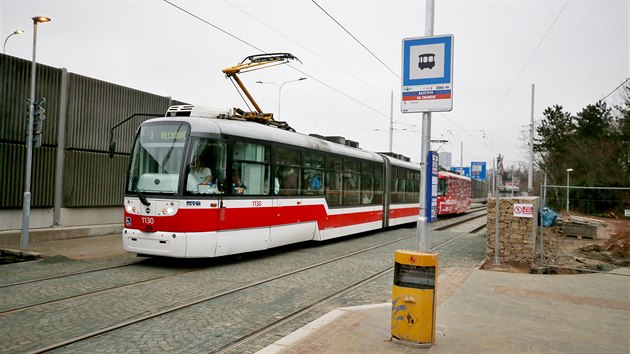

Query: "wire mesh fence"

xmin=543 ymin=185 xmax=630 ymax=217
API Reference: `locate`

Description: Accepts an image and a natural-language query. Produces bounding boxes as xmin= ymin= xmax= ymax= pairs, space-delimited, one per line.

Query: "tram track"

xmin=0 ymin=209 xmax=486 ymax=316
xmin=10 ymin=209 xmax=487 ymax=354
xmin=2 ymin=210 xmax=486 ymax=290
xmin=0 ymin=260 xmax=142 ymax=289
xmin=214 ymin=212 xmax=487 ymax=353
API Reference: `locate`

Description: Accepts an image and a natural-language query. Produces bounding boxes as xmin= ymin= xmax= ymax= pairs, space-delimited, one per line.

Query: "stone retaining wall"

xmin=486 ymin=197 xmax=540 ymax=265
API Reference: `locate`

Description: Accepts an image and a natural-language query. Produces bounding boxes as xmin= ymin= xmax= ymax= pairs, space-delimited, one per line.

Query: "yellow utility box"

xmin=391 ymin=250 xmax=438 ymax=347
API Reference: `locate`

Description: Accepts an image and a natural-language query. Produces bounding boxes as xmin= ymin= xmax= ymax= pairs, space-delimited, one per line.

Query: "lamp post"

xmin=3 ymin=29 xmax=24 ymax=53
xmin=21 ymin=16 xmax=51 ymax=250
xmin=567 ymin=168 xmax=573 ymax=214
xmin=255 ymin=77 xmax=306 ymax=119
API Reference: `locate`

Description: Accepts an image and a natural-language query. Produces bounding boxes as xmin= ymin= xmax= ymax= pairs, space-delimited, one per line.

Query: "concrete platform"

xmin=258 ymin=268 xmax=630 ymax=353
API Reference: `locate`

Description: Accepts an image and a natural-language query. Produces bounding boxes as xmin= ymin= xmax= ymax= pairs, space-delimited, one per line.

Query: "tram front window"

xmin=127 ymin=123 xmax=189 ymax=194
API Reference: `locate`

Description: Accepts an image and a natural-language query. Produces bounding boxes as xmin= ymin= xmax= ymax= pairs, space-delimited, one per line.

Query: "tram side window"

xmin=361 ymin=174 xmax=373 ymax=204
xmin=231 ymin=141 xmax=270 ymax=196
xmin=391 ymin=167 xmax=404 ymax=204
xmin=437 ymin=178 xmax=447 ymax=196
xmin=304 ymin=152 xmax=324 ymax=169
xmin=325 ymin=171 xmax=342 ymax=206
xmin=302 ymin=151 xmax=324 ymax=196
xmin=275 ymin=146 xmax=301 ymax=196
xmin=342 ymin=173 xmax=360 ymax=206
xmin=372 ymin=174 xmax=383 ymax=204
xmin=405 ymin=170 xmax=420 ymax=203
xmin=303 ymin=169 xmax=323 ymax=196
xmin=325 ymin=155 xmax=343 ymax=171
xmin=186 ymin=138 xmax=226 ymax=195
xmin=342 ymin=158 xmax=361 ymax=206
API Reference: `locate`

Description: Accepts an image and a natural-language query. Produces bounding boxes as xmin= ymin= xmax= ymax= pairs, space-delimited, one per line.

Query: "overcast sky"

xmin=2 ymin=0 xmax=628 ymax=169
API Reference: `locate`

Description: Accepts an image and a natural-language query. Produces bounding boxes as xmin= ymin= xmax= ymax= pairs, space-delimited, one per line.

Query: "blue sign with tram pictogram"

xmin=401 ymin=34 xmax=454 ymax=113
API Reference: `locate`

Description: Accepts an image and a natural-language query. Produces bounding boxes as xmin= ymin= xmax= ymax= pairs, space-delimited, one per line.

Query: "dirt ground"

xmin=483 ymin=212 xmax=630 ymax=274
xmin=542 ymin=212 xmax=630 ymax=273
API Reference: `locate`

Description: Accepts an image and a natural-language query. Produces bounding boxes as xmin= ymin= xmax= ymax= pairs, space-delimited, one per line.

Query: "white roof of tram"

xmin=147 ymin=105 xmax=420 ymax=171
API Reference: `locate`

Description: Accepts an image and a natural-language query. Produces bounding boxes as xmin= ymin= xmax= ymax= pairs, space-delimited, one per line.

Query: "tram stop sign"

xmin=401 ymin=34 xmax=454 ymax=113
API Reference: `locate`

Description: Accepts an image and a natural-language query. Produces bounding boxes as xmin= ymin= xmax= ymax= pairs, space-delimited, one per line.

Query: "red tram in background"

xmin=437 ymin=170 xmax=472 ymax=215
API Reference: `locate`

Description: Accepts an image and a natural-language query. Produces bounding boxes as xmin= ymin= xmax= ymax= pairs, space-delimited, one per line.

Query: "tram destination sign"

xmin=401 ymin=34 xmax=454 ymax=113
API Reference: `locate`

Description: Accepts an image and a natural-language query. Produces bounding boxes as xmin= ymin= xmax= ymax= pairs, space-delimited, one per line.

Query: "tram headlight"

xmin=161 ymin=207 xmax=175 ymax=215
xmin=126 ymin=205 xmax=135 ymax=213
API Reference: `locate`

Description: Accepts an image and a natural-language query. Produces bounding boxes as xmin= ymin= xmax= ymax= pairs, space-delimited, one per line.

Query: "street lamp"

xmin=255 ymin=77 xmax=306 ymax=119
xmin=567 ymin=168 xmax=573 ymax=214
xmin=3 ymin=29 xmax=24 ymax=53
xmin=21 ymin=16 xmax=51 ymax=250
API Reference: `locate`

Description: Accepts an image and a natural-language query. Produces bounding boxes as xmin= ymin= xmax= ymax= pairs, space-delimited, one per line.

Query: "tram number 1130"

xmin=142 ymin=217 xmax=155 ymax=224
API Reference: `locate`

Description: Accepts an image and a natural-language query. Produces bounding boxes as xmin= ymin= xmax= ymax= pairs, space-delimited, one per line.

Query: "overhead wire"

xmin=223 ymin=0 xmax=391 ymax=99
xmin=601 ymin=77 xmax=630 ymax=101
xmin=163 ymin=0 xmax=524 ymax=163
xmin=311 ymin=0 xmax=401 ymax=80
xmin=162 ymin=0 xmax=395 ymax=123
xmin=163 ymin=0 xmax=263 ymax=52
xmin=481 ymin=0 xmax=571 ymax=130
xmin=307 ymin=0 xmax=520 ymax=162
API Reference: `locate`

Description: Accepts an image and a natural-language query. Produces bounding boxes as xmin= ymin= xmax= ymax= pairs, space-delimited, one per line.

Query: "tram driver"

xmin=187 ymin=156 xmax=213 ymax=193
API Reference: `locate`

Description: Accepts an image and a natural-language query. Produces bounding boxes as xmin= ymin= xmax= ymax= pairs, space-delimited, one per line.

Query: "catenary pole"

xmin=528 ymin=84 xmax=535 ymax=194
xmin=494 ymin=155 xmax=500 ymax=265
xmin=389 ymin=90 xmax=394 ymax=152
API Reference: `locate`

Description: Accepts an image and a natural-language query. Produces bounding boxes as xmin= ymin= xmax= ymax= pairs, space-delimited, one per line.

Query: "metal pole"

xmin=528 ymin=84 xmax=534 ymax=194
xmin=53 ymin=68 xmax=68 ymax=226
xmin=460 ymin=141 xmax=463 ymax=175
xmin=511 ymin=166 xmax=514 ymax=197
xmin=540 ymin=173 xmax=547 ymax=263
xmin=21 ymin=21 xmax=39 ymax=249
xmin=389 ymin=90 xmax=393 ymax=152
xmin=566 ymin=170 xmax=570 ymax=212
xmin=494 ymin=156 xmax=500 ymax=265
xmin=416 ymin=0 xmax=434 ymax=252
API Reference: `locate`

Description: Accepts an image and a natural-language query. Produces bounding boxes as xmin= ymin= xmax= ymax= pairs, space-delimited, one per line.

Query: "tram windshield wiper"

xmin=131 ymin=175 xmax=151 ymax=207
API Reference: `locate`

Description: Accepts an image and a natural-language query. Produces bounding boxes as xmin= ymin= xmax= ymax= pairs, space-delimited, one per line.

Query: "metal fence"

xmin=543 ymin=185 xmax=630 ymax=217
xmin=0 ymin=53 xmax=186 ymax=211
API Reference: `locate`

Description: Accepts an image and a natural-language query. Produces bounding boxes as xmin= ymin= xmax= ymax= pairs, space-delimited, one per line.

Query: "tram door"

xmin=215 ymin=142 xmax=272 ymax=256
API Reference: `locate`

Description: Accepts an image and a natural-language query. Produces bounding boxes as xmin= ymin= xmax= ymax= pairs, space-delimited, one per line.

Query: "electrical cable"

xmin=163 ymin=0 xmax=395 ymax=124
xmin=482 ymin=0 xmax=571 ymax=130
xmin=223 ymin=0 xmax=391 ymax=99
xmin=311 ymin=0 xmax=400 ymax=80
xmin=601 ymin=77 xmax=630 ymax=101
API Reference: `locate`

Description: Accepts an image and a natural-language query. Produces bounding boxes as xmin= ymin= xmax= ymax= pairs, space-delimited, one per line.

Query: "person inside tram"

xmin=279 ymin=167 xmax=298 ymax=195
xmin=189 ymin=156 xmax=213 ymax=186
xmin=232 ymin=173 xmax=247 ymax=195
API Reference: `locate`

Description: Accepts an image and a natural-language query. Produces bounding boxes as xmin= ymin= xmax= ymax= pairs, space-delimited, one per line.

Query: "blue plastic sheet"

xmin=540 ymin=207 xmax=557 ymax=227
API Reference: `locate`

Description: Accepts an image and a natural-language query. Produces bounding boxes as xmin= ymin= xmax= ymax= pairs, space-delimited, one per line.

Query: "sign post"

xmin=401 ymin=32 xmax=453 ymax=252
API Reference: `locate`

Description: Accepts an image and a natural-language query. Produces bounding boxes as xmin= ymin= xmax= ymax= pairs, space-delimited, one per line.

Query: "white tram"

xmin=122 ymin=105 xmax=421 ymax=258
